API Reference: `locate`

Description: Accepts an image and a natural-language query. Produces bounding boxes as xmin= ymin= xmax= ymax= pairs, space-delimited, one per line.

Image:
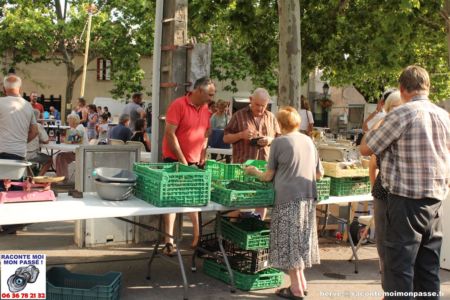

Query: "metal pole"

xmin=80 ymin=7 xmax=93 ymax=97
xmin=150 ymin=0 xmax=164 ymax=163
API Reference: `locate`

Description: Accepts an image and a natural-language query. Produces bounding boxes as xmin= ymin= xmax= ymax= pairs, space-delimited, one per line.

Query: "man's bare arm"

xmin=27 ymin=124 xmax=38 ymax=142
xmin=165 ymin=123 xmax=187 ymax=164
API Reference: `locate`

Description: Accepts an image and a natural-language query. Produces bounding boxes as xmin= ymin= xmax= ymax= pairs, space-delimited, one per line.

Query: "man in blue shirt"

xmin=110 ymin=114 xmax=132 ymax=143
xmin=49 ymin=106 xmax=60 ymax=120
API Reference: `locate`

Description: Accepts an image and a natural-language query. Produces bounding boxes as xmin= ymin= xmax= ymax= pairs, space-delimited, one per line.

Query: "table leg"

xmin=191 ymin=212 xmax=203 ymax=272
xmin=320 ymin=204 xmax=330 ymax=237
xmin=146 ymin=216 xmax=162 ymax=280
xmin=115 ymin=216 xmax=190 ymax=299
xmin=216 ymin=213 xmax=236 ymax=293
xmin=346 ymin=222 xmax=359 ymax=273
xmin=174 ymin=237 xmax=189 ymax=300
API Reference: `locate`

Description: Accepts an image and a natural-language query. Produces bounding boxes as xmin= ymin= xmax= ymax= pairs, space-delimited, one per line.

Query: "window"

xmin=97 ymin=58 xmax=112 ymax=81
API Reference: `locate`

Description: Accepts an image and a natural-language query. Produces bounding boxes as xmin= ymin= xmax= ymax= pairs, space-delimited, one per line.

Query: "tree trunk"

xmin=62 ymin=61 xmax=77 ymax=122
xmin=277 ymin=0 xmax=301 ymax=110
xmin=445 ymin=0 xmax=450 ymax=68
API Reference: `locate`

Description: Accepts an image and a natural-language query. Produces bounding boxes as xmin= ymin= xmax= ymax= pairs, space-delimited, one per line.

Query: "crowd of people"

xmin=1 ymin=65 xmax=449 ymax=299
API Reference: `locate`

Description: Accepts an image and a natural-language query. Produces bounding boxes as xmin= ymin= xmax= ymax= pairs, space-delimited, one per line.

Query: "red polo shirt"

xmin=32 ymin=102 xmax=44 ymax=114
xmin=162 ymin=94 xmax=211 ymax=163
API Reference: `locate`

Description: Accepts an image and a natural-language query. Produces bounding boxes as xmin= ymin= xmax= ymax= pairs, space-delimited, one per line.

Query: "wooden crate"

xmin=322 ymin=161 xmax=369 ymax=178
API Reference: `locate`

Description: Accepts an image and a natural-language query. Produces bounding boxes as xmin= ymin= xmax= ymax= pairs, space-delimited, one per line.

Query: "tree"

xmin=189 ymin=0 xmax=279 ymax=93
xmin=0 ymin=0 xmax=155 ymax=113
xmin=278 ymin=0 xmax=301 ymax=108
xmin=189 ymin=0 xmax=450 ymax=102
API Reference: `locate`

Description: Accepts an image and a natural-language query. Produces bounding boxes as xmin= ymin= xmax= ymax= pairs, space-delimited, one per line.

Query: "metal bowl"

xmin=0 ymin=160 xmax=32 ymax=180
xmin=94 ymin=179 xmax=134 ymax=201
xmin=92 ymin=167 xmax=136 ymax=183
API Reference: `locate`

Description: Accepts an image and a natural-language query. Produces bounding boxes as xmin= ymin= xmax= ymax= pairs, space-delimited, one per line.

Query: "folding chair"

xmin=110 ymin=139 xmax=125 ymax=145
xmin=126 ymin=140 xmax=146 ymax=153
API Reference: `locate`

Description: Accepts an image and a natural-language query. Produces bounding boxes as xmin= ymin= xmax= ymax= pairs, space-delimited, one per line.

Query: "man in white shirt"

xmin=0 ymin=74 xmax=38 ymax=160
xmin=0 ymin=74 xmax=38 ymax=233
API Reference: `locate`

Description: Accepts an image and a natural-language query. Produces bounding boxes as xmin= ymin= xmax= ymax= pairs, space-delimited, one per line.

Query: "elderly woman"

xmin=245 ymin=106 xmax=323 ymax=299
xmin=55 ymin=113 xmax=86 ymax=182
xmin=368 ymin=89 xmax=402 ymax=291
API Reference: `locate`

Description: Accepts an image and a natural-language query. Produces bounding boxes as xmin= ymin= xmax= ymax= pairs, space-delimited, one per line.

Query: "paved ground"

xmin=1 ymin=216 xmax=449 ymax=300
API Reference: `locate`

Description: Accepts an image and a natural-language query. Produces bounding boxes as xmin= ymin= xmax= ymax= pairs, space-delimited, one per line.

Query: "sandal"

xmin=162 ymin=243 xmax=176 ymax=256
xmin=276 ymin=286 xmax=304 ymax=300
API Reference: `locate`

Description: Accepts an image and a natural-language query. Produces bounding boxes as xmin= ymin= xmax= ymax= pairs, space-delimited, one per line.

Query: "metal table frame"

xmin=316 ymin=194 xmax=373 ymax=273
xmin=0 ymin=193 xmax=245 ymax=300
xmin=0 ymin=193 xmax=373 ymax=298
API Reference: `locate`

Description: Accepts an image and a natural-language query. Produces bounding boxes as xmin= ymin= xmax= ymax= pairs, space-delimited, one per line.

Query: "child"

xmin=96 ymin=113 xmax=110 ymax=144
xmin=86 ymin=104 xmax=98 ymax=141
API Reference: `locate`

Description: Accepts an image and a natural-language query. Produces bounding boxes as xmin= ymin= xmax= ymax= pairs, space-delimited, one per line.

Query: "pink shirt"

xmin=162 ymin=94 xmax=211 ymax=163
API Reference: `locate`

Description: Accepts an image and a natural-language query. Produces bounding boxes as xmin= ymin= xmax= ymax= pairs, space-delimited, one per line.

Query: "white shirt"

xmin=366 ymin=111 xmax=386 ymax=130
xmin=0 ymin=96 xmax=37 ymax=158
xmin=299 ymin=109 xmax=314 ymax=131
xmin=26 ymin=124 xmax=49 ymax=159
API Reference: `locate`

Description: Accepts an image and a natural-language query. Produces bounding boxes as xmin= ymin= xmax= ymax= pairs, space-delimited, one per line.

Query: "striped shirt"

xmin=366 ymin=95 xmax=450 ymax=201
xmin=224 ymin=106 xmax=280 ymax=163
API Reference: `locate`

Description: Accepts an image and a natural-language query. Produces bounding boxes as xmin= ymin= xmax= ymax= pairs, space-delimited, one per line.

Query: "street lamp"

xmin=322 ymin=83 xmax=330 ymax=99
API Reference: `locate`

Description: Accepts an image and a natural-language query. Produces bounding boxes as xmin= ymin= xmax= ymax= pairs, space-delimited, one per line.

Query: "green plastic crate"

xmin=46 ymin=267 xmax=121 ymax=300
xmin=203 ymin=259 xmax=283 ymax=291
xmin=316 ymin=177 xmax=331 ymax=201
xmin=219 ymin=217 xmax=270 ymax=250
xmin=200 ymin=232 xmax=270 ymax=274
xmin=133 ymin=163 xmax=211 ymax=207
xmin=205 ymin=160 xmax=267 ymax=181
xmin=211 ymin=180 xmax=274 ymax=207
xmin=330 ymin=176 xmax=371 ymax=196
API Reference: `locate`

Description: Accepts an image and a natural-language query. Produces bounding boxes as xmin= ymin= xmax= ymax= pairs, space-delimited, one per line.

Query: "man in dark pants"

xmin=161 ymin=77 xmax=215 ymax=255
xmin=0 ymin=74 xmax=38 ymax=233
xmin=360 ymin=65 xmax=450 ymax=299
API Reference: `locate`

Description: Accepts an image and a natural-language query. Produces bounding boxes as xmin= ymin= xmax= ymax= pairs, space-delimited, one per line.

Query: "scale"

xmin=0 ymin=159 xmax=63 ymax=204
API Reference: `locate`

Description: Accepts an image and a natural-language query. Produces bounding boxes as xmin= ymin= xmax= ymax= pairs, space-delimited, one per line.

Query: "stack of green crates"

xmin=219 ymin=217 xmax=270 ymax=250
xmin=330 ymin=176 xmax=371 ymax=196
xmin=203 ymin=259 xmax=283 ymax=291
xmin=133 ymin=163 xmax=211 ymax=207
xmin=316 ymin=177 xmax=331 ymax=201
xmin=211 ymin=180 xmax=275 ymax=207
xmin=206 ymin=159 xmax=274 ymax=208
xmin=205 ymin=160 xmax=267 ymax=181
xmin=203 ymin=217 xmax=283 ymax=291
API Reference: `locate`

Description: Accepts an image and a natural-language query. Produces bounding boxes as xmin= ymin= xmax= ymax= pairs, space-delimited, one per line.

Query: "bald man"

xmin=0 ymin=74 xmax=38 ymax=161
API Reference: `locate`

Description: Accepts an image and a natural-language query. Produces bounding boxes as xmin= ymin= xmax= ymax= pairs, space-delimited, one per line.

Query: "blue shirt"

xmin=109 ymin=124 xmax=132 ymax=143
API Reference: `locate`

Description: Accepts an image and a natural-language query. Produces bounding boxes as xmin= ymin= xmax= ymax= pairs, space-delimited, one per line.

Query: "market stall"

xmin=0 ymin=157 xmax=374 ymax=300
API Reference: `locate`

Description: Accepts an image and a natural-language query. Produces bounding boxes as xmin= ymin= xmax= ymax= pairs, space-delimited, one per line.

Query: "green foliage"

xmin=190 ymin=0 xmax=449 ymax=102
xmin=0 ymin=0 xmax=155 ymax=100
xmin=189 ymin=0 xmax=279 ymax=94
xmin=0 ymin=0 xmax=448 ymax=103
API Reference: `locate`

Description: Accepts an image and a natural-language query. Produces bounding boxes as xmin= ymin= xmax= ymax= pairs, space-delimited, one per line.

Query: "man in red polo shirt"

xmin=162 ymin=77 xmax=215 ymax=255
xmin=29 ymin=92 xmax=44 ymax=119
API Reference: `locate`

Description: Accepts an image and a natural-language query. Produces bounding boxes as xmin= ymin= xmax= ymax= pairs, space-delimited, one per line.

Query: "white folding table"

xmin=0 ymin=193 xmax=375 ymax=298
xmin=0 ymin=193 xmax=242 ymax=300
xmin=317 ymin=194 xmax=373 ymax=273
